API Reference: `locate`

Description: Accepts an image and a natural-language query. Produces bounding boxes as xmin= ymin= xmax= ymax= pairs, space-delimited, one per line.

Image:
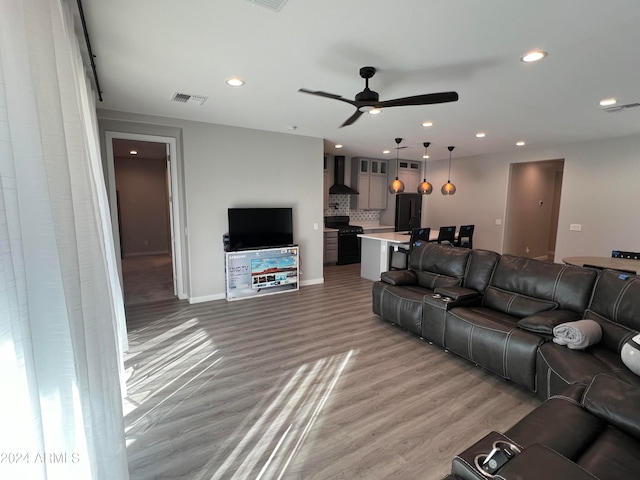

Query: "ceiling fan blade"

xmin=298 ymin=89 xmax=356 ymax=106
xmin=377 ymin=91 xmax=459 ymax=108
xmin=340 ymin=109 xmax=364 ymax=127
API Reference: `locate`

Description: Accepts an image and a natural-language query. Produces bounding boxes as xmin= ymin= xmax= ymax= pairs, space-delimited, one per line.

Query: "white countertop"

xmin=356 ymin=222 xmax=395 ymax=230
xmin=358 ymin=231 xmax=413 ymax=243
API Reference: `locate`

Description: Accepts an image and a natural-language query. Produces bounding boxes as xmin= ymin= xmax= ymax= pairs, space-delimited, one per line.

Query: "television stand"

xmin=224 ymin=245 xmax=299 ymax=301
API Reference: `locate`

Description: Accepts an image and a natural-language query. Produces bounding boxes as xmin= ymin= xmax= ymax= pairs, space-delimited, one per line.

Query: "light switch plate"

xmin=570 ymin=223 xmax=582 ymax=231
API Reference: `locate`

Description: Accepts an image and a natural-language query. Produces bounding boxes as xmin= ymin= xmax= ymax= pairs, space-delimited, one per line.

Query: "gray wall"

xmin=99 ymin=110 xmax=324 ymax=302
xmin=423 ymin=133 xmax=640 ymax=262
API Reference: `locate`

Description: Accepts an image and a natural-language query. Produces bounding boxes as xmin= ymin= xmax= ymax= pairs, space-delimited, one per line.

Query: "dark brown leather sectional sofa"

xmin=371 ymin=242 xmax=640 ymax=479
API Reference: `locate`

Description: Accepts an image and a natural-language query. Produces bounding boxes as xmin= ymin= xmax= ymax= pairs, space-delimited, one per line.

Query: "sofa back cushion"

xmin=585 ymin=270 xmax=640 ymax=352
xmin=409 ymin=243 xmax=470 ymax=290
xmin=487 ymin=255 xmax=597 ymax=315
xmin=463 ymin=249 xmax=500 ymax=293
xmin=484 ymin=287 xmax=558 ymax=318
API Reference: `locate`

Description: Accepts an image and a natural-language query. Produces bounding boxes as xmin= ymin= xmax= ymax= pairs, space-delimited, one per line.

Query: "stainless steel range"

xmin=324 ymin=216 xmax=364 ymax=265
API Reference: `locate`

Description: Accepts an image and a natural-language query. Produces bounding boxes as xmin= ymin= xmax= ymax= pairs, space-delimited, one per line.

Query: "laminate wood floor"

xmin=124 ymin=264 xmax=540 ymax=480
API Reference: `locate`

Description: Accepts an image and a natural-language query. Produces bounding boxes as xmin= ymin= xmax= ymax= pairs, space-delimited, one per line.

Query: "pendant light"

xmin=441 ymin=146 xmax=457 ymax=195
xmin=417 ymin=141 xmax=433 ymax=195
xmin=388 ymin=137 xmax=405 ymax=194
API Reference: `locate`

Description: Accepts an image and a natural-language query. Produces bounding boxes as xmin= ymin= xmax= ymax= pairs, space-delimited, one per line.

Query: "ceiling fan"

xmin=299 ymin=66 xmax=459 ymax=127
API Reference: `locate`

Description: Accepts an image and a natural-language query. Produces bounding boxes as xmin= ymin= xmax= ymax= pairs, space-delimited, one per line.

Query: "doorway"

xmin=504 ymin=160 xmax=564 ymax=261
xmin=105 ymin=132 xmax=185 ymax=305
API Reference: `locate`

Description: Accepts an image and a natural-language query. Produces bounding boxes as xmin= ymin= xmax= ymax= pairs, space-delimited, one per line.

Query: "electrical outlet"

xmin=569 ymin=224 xmax=582 ymax=231
xmin=495 ymin=218 xmax=502 ymax=226
xmin=525 ymin=247 xmax=530 ymax=254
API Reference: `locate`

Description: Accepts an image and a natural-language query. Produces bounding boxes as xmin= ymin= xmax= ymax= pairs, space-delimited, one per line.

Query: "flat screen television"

xmin=228 ymin=207 xmax=293 ymax=251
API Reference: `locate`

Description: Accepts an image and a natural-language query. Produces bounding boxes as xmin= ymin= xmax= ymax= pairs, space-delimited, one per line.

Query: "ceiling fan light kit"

xmin=441 ymin=146 xmax=457 ymax=196
xmin=389 ymin=137 xmax=406 ymax=194
xmin=299 ymin=66 xmax=458 ymax=127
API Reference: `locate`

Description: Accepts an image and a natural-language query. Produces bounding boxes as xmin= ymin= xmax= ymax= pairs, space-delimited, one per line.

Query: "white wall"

xmin=98 ymin=111 xmax=324 ymax=302
xmin=423 ymin=133 xmax=640 ymax=262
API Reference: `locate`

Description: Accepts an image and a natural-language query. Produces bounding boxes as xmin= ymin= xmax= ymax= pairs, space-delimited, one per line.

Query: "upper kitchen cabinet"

xmin=351 ymin=158 xmax=388 ymax=210
xmin=397 ymin=160 xmax=421 ymax=193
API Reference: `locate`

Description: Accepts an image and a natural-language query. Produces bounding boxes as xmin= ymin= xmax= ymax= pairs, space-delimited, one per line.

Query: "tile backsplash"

xmin=324 ymin=194 xmax=381 ymax=222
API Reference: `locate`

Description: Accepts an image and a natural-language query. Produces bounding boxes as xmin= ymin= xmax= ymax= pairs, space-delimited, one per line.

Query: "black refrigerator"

xmin=395 ymin=193 xmax=422 ymax=232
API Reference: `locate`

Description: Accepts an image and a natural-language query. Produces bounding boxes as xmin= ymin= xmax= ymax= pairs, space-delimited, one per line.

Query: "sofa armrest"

xmin=495 ymin=444 xmax=595 ymax=480
xmin=434 ymin=285 xmax=480 ymax=301
xmin=517 ymin=310 xmax=582 ymax=335
xmin=582 ymin=373 xmax=640 ymax=441
xmin=380 ymin=269 xmax=417 ymax=286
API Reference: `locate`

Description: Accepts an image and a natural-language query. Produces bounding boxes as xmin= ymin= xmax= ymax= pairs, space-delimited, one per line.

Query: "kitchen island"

xmin=358 ymin=230 xmax=438 ymax=281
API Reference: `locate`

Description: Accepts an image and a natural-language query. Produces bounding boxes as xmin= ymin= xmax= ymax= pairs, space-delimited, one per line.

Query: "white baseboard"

xmin=188 ymin=293 xmax=226 ymax=304
xmin=301 ymin=277 xmax=324 ymax=287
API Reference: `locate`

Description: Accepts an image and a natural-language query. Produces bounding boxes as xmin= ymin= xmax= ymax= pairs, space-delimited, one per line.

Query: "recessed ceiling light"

xmin=475 ymin=132 xmax=486 ymax=138
xmin=423 ymin=154 xmax=430 ymax=159
xmin=129 ymin=150 xmax=138 ymax=155
xmin=383 ymin=150 xmax=390 ymax=154
xmin=226 ymin=77 xmax=245 ymax=87
xmin=516 ymin=141 xmax=526 ymax=146
xmin=368 ymin=108 xmax=382 ymax=115
xmin=599 ymin=98 xmax=617 ymax=107
xmin=335 ymin=144 xmax=343 ymax=149
xmin=422 ymin=121 xmax=434 ymax=127
xmin=520 ymin=50 xmax=548 ymax=63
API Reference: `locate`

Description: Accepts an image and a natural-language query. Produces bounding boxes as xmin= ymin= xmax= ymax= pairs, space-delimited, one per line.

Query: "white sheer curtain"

xmin=0 ymin=0 xmax=129 ymax=479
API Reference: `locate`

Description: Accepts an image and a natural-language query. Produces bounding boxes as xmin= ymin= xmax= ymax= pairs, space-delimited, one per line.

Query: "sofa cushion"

xmin=409 ymin=242 xmax=470 ymax=279
xmin=517 ymin=310 xmax=582 ymax=335
xmin=444 ymin=306 xmax=543 ymax=391
xmin=576 ymin=426 xmax=640 ymax=480
xmin=585 ymin=270 xmax=640 ymax=352
xmin=582 ymin=374 xmax=640 ymax=442
xmin=371 ymin=282 xmax=427 ymax=336
xmin=380 ymin=269 xmax=417 ymax=286
xmin=463 ymin=249 xmax=500 ymax=293
xmin=483 ymin=286 xmax=558 ymax=318
xmin=489 ymin=255 xmax=597 ymax=314
xmin=415 ymin=271 xmax=460 ymax=290
xmin=504 ymin=394 xmax=605 ymax=459
xmin=536 ymin=342 xmax=640 ymax=400
xmin=584 ymin=310 xmax=636 ymax=353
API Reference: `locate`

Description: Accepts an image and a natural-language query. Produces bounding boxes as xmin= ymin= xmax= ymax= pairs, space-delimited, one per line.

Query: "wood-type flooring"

xmin=124 ymin=263 xmax=540 ymax=480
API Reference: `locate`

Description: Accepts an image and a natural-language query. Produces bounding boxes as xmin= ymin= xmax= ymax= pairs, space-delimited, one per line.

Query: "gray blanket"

xmin=553 ymin=319 xmax=602 ymax=350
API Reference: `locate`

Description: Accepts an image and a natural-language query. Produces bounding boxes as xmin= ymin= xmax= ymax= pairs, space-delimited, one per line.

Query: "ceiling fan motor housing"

xmin=355 ymin=88 xmax=379 ymax=103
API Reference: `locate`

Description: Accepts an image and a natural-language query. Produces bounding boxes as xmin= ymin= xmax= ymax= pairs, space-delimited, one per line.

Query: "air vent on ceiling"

xmin=244 ymin=0 xmax=288 ymax=12
xmin=602 ymin=103 xmax=640 ymax=113
xmin=170 ymin=92 xmax=208 ymax=106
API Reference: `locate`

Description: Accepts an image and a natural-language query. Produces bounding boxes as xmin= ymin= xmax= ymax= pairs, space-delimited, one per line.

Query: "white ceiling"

xmin=84 ymin=0 xmax=640 ymax=162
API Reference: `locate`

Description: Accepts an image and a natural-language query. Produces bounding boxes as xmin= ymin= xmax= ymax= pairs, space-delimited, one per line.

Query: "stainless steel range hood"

xmin=329 ymin=156 xmax=359 ymax=195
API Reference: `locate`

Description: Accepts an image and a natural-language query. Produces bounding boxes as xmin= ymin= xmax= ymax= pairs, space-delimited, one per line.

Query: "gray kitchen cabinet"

xmin=398 ymin=160 xmax=421 ymax=193
xmin=351 ymin=158 xmax=388 ymax=210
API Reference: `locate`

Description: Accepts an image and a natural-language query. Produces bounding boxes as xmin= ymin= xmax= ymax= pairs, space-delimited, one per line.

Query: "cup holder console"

xmin=452 ymin=432 xmax=522 ymax=479
xmin=473 ymin=441 xmax=521 ymax=477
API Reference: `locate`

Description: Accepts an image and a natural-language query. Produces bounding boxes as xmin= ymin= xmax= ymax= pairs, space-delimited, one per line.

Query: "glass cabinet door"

xmin=371 ymin=160 xmax=379 ymax=174
xmin=360 ymin=159 xmax=369 ymax=173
